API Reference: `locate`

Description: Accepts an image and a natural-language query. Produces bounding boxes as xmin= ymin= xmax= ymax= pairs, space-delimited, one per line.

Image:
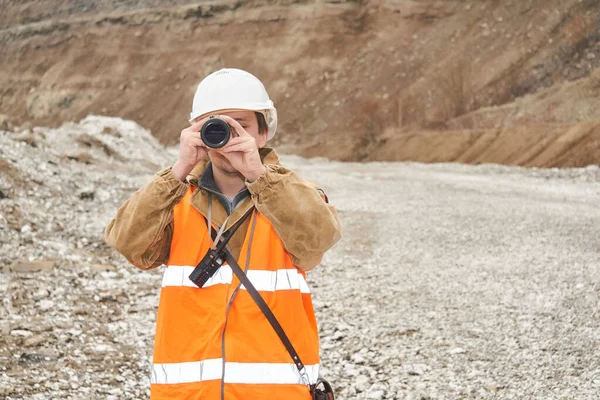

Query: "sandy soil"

xmin=2 ymin=0 xmax=600 ymax=166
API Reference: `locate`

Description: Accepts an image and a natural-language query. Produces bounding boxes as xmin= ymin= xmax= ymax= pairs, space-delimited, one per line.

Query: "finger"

xmin=183 ymin=130 xmax=206 ymax=144
xmin=186 ymin=136 xmax=208 ymax=149
xmin=187 ymin=121 xmax=204 ymax=133
xmin=220 ymin=143 xmax=253 ymax=153
xmin=222 ymin=136 xmax=252 ymax=147
xmin=219 ymin=115 xmax=250 ymax=137
xmin=187 ymin=116 xmax=212 ymax=132
xmin=219 ymin=137 xmax=253 ymax=153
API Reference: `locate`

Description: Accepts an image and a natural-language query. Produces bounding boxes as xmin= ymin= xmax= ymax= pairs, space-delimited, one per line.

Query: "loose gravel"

xmin=1 ymin=117 xmax=599 ymax=399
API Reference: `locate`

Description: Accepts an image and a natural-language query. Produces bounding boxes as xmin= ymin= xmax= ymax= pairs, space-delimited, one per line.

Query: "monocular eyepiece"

xmin=201 ymin=117 xmax=231 ymax=148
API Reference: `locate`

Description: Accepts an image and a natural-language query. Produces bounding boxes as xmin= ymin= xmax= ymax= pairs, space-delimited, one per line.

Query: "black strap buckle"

xmin=310 ymin=377 xmax=335 ymax=400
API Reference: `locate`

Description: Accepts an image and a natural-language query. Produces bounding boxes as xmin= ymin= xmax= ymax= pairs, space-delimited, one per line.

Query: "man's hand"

xmin=172 ymin=119 xmax=209 ymax=181
xmin=216 ymin=115 xmax=267 ymax=182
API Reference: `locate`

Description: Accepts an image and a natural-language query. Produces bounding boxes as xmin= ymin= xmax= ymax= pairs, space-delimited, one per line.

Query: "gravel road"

xmin=286 ymin=157 xmax=600 ymax=400
xmin=1 ymin=118 xmax=599 ymax=399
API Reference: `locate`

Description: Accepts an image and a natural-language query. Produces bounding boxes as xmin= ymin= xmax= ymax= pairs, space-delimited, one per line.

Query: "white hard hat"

xmin=189 ymin=68 xmax=278 ymax=140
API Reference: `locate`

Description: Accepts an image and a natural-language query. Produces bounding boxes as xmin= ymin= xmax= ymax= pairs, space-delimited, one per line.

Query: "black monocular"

xmin=201 ymin=116 xmax=231 ymax=148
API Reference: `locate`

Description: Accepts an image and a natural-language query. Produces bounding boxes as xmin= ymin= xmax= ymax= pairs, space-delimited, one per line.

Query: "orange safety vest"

xmin=150 ymin=187 xmax=320 ymax=400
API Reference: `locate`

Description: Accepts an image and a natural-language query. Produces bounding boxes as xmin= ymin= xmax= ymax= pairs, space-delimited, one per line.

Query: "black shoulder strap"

xmin=205 ymin=215 xmax=309 ymax=379
xmin=209 ymin=207 xmax=255 ymax=253
xmin=223 ymin=250 xmax=310 ymax=377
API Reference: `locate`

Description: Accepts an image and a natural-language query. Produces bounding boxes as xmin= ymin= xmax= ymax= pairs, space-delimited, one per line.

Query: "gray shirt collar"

xmin=199 ymin=163 xmax=250 ymax=215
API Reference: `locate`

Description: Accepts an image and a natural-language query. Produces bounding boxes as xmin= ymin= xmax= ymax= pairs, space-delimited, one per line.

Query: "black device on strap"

xmin=204 ymin=212 xmax=334 ymax=399
xmin=188 ymin=207 xmax=254 ymax=288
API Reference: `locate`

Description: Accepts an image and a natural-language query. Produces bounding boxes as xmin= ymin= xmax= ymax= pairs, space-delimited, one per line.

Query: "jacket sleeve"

xmin=105 ymin=167 xmax=189 ymax=270
xmin=246 ymin=164 xmax=342 ymax=271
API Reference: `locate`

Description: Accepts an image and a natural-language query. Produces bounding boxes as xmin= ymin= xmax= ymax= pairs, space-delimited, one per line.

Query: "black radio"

xmin=188 ymin=248 xmax=226 ymax=288
xmin=189 ymin=208 xmax=255 ymax=289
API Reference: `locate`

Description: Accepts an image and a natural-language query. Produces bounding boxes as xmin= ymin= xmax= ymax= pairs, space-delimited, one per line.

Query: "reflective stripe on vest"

xmin=162 ymin=265 xmax=311 ymax=293
xmin=150 ymin=188 xmax=320 ymax=400
xmin=151 ymin=359 xmax=320 ymax=385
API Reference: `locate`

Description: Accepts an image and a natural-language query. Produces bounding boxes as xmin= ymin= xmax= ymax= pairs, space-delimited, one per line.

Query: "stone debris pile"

xmin=0 ymin=115 xmax=177 ymax=268
xmin=1 ymin=116 xmax=176 ymax=399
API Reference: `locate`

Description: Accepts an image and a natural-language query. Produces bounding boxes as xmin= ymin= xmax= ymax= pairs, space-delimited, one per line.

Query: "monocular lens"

xmin=201 ymin=119 xmax=231 ymax=148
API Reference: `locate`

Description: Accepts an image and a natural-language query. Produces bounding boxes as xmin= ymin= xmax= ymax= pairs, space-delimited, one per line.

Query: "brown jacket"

xmin=105 ymin=148 xmax=342 ymax=271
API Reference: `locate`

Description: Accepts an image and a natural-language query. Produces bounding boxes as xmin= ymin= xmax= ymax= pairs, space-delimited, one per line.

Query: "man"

xmin=105 ymin=68 xmax=342 ymax=400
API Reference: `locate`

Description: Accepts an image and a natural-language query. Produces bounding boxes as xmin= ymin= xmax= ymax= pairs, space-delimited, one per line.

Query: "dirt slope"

xmin=1 ymin=0 xmax=600 ymax=166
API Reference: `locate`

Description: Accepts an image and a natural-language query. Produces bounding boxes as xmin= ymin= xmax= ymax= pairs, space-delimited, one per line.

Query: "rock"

xmin=352 ymin=354 xmax=366 ymax=364
xmin=10 ymin=329 xmax=33 ymax=337
xmin=93 ymin=344 xmax=114 ymax=353
xmin=331 ymin=330 xmax=346 ymax=340
xmin=7 ymin=259 xmax=55 ymax=273
xmin=344 ymin=364 xmax=359 ymax=376
xmin=448 ymin=347 xmax=466 ymax=355
xmin=92 ymin=264 xmax=117 ymax=272
xmin=23 ymin=335 xmax=46 ymax=347
xmin=73 ymin=306 xmax=89 ymax=315
xmin=0 ymin=322 xmax=10 ymax=336
xmin=483 ymin=383 xmax=504 ymax=392
xmin=0 ymin=387 xmax=16 ymax=397
xmin=367 ymin=390 xmax=385 ymax=399
xmin=78 ymin=189 xmax=95 ymax=200
xmin=403 ymin=364 xmax=430 ymax=376
xmin=18 ymin=121 xmax=32 ymax=132
xmin=12 ymin=131 xmax=37 ymax=147
xmin=99 ymin=289 xmax=128 ymax=303
xmin=39 ymin=299 xmax=55 ymax=311
xmin=355 ymin=375 xmax=370 ymax=392
xmin=0 ymin=113 xmax=13 ymax=131
xmin=95 ymin=188 xmax=112 ymax=202
xmin=60 ymin=152 xmax=95 ymax=164
xmin=36 ymin=348 xmax=60 ymax=361
xmin=33 ymin=288 xmax=50 ymax=299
